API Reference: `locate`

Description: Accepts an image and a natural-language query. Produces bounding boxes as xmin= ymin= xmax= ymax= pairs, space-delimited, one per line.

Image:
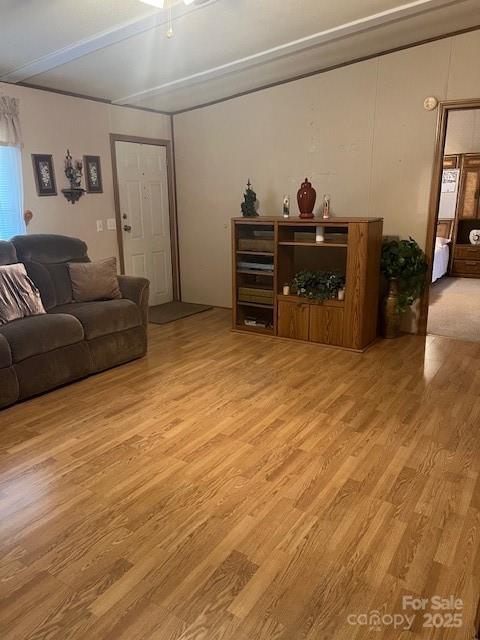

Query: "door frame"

xmin=110 ymin=133 xmax=181 ymax=301
xmin=418 ymin=98 xmax=480 ymax=335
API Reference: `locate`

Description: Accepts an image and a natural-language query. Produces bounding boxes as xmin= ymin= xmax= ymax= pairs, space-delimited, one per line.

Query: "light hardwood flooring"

xmin=1 ymin=308 xmax=479 ymax=640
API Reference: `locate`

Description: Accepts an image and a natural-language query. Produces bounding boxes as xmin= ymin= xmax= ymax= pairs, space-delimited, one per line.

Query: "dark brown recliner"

xmin=0 ymin=235 xmax=149 ymax=409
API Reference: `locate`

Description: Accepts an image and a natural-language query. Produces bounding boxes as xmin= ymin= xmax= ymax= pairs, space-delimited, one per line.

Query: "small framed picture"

xmin=32 ymin=154 xmax=57 ymax=196
xmin=84 ymin=155 xmax=103 ymax=193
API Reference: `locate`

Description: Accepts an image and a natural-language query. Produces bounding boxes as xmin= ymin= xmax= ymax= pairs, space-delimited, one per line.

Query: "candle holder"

xmin=61 ymin=149 xmax=85 ymax=204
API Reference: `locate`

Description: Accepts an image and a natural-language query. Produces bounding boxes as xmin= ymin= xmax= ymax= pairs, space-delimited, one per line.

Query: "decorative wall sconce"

xmin=61 ymin=149 xmax=85 ymax=204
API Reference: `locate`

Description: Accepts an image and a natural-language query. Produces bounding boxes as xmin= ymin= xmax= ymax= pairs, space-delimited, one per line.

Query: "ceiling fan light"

xmin=139 ymin=0 xmax=165 ymax=8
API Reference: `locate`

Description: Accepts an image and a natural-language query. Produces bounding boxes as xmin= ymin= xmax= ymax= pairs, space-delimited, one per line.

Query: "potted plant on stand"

xmin=380 ymin=238 xmax=428 ymax=338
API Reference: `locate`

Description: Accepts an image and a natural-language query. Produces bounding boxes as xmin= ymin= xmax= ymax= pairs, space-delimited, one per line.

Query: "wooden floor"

xmin=1 ymin=309 xmax=479 ymax=640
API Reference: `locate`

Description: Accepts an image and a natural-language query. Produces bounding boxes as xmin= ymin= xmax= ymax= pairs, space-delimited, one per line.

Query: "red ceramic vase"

xmin=297 ymin=178 xmax=316 ymax=218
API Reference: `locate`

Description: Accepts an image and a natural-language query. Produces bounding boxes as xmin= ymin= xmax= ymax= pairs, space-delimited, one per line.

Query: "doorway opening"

xmin=110 ymin=134 xmax=180 ymax=307
xmin=420 ymin=100 xmax=480 ymax=342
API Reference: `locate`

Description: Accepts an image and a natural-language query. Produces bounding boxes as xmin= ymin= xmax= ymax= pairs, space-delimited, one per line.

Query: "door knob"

xmin=123 ymin=224 xmax=132 ymax=232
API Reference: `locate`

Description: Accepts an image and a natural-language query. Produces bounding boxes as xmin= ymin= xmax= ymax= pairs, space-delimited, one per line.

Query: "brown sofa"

xmin=0 ymin=234 xmax=149 ymax=409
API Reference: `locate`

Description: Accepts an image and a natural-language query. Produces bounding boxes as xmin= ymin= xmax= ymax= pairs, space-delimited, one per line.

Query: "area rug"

xmin=149 ymin=301 xmax=213 ymax=325
xmin=428 ymin=276 xmax=480 ymax=342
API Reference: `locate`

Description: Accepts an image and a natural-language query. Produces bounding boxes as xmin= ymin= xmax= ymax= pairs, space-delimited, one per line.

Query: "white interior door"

xmin=115 ymin=140 xmax=173 ymax=306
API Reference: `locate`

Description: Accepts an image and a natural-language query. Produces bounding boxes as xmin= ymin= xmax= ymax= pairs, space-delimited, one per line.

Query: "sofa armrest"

xmin=118 ymin=275 xmax=149 ymax=327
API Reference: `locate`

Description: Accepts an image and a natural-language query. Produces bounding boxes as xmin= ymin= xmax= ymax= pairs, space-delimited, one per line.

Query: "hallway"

xmin=428 ymin=276 xmax=480 ymax=342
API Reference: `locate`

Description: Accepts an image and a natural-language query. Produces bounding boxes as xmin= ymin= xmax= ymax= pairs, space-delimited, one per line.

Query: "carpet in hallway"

xmin=428 ymin=276 xmax=480 ymax=342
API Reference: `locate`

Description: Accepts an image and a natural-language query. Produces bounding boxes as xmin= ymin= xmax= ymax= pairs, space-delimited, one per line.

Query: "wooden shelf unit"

xmin=444 ymin=154 xmax=480 ymax=278
xmin=236 ymin=269 xmax=274 ymax=276
xmin=232 ymin=216 xmax=383 ymax=351
xmin=277 ymin=241 xmax=348 ymax=248
xmin=236 ymin=250 xmax=274 ymax=256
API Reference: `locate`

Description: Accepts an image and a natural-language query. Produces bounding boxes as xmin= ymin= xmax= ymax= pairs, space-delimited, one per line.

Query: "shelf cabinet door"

xmin=458 ymin=161 xmax=480 ymax=219
xmin=309 ymin=306 xmax=344 ymax=346
xmin=277 ymin=300 xmax=309 ymax=340
xmin=443 ymin=155 xmax=459 ymax=169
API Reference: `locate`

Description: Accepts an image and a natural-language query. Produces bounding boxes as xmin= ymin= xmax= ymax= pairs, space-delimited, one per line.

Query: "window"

xmin=0 ymin=145 xmax=25 ymax=241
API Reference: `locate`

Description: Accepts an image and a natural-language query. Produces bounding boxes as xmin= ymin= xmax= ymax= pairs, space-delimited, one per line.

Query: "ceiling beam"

xmin=112 ymin=0 xmax=464 ymax=106
xmin=0 ymin=0 xmax=221 ymax=84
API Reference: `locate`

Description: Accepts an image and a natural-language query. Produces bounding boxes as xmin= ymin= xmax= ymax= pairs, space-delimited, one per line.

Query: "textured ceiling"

xmin=0 ymin=0 xmax=479 ymax=113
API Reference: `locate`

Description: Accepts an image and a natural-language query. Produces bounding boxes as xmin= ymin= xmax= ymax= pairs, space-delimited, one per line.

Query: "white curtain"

xmin=0 ymin=96 xmax=25 ymax=240
xmin=0 ymin=96 xmax=22 ymax=147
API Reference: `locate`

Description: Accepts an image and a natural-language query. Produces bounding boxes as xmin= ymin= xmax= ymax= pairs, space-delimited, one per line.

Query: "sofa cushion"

xmin=24 ymin=261 xmax=75 ymax=307
xmin=45 ymin=263 xmax=74 ymax=305
xmin=0 ymin=241 xmax=17 ymax=266
xmin=12 ymin=234 xmax=90 ymax=307
xmin=23 ymin=261 xmax=57 ymax=310
xmin=0 ymin=314 xmax=84 ymax=363
xmin=53 ymin=299 xmax=142 ymax=340
xmin=0 ymin=334 xmax=12 ymax=368
xmin=68 ymin=258 xmax=121 ymax=302
xmin=11 ymin=234 xmax=89 ymax=265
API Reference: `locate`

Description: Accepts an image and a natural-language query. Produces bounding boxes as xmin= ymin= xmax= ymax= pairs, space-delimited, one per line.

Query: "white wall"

xmin=0 ymin=82 xmax=171 ymax=260
xmin=173 ymin=30 xmax=480 ymax=310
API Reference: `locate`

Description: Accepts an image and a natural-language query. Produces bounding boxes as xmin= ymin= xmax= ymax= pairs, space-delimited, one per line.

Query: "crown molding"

xmin=112 ymin=0 xmax=462 ymax=106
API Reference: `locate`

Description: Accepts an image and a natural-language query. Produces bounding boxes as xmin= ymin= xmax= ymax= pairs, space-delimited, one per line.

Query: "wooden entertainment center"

xmin=232 ymin=216 xmax=383 ymax=352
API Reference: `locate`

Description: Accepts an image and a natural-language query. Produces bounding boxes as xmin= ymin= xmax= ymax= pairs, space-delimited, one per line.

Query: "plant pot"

xmin=382 ymin=277 xmax=401 ymax=338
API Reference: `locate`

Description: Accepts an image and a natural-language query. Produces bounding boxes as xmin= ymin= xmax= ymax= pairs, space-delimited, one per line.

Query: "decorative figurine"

xmin=469 ymin=229 xmax=480 ymax=245
xmin=322 ymin=194 xmax=330 ymax=220
xmin=297 ymin=178 xmax=316 ymax=218
xmin=241 ymin=180 xmax=258 ymax=217
xmin=23 ymin=210 xmax=33 ymax=226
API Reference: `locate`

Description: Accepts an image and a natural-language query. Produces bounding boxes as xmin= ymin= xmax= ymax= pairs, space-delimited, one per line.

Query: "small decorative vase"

xmin=469 ymin=230 xmax=480 ymax=245
xmin=382 ymin=277 xmax=401 ymax=338
xmin=297 ymin=178 xmax=316 ymax=218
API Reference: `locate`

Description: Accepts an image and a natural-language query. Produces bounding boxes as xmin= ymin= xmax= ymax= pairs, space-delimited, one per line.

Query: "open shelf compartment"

xmin=233 ymin=221 xmax=276 ymax=333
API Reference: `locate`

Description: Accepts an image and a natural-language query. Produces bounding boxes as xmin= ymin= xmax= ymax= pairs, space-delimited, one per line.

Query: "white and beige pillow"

xmin=0 ymin=263 xmax=46 ymax=325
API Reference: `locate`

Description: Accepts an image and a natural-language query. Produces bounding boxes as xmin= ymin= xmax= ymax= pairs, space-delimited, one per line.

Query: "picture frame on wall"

xmin=84 ymin=155 xmax=103 ymax=193
xmin=32 ymin=154 xmax=57 ymax=196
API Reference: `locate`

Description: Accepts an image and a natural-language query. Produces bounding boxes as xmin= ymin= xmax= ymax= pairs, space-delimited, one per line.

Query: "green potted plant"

xmin=380 ymin=238 xmax=428 ymax=338
xmin=292 ymin=270 xmax=346 ymax=300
